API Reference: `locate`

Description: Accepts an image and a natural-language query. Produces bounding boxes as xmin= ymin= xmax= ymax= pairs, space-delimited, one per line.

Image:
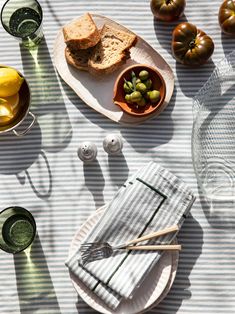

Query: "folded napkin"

xmin=66 ymin=162 xmax=195 ymax=309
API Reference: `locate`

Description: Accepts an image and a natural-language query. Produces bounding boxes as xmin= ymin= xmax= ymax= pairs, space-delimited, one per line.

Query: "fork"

xmin=80 ymin=225 xmax=180 ymax=264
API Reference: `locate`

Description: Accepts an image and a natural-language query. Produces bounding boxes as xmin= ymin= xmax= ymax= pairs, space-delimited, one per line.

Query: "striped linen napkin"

xmin=66 ymin=162 xmax=195 ymax=309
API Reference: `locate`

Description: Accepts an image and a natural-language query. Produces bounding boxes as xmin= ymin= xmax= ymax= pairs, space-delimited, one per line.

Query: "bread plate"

xmin=68 ymin=206 xmax=179 ymax=314
xmin=54 ymin=14 xmax=174 ymax=125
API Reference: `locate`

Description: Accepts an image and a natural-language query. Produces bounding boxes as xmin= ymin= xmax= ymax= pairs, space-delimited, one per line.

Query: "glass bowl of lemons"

xmin=0 ymin=65 xmax=35 ymax=136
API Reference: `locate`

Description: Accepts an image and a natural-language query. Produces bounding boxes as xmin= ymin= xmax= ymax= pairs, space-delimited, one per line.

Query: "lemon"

xmin=0 ymin=68 xmax=24 ymax=98
xmin=0 ymin=93 xmax=19 ymax=124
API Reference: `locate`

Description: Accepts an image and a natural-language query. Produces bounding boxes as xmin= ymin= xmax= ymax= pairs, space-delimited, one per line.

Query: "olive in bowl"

xmin=113 ymin=64 xmax=166 ymax=117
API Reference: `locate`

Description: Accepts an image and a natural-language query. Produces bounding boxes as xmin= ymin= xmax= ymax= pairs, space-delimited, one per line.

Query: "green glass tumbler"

xmin=1 ymin=0 xmax=43 ymax=49
xmin=0 ymin=206 xmax=36 ymax=253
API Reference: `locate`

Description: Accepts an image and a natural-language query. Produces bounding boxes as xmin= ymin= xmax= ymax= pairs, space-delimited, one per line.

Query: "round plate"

xmin=68 ymin=206 xmax=179 ymax=314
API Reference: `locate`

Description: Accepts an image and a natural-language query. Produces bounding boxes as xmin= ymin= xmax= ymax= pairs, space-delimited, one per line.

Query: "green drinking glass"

xmin=1 ymin=0 xmax=43 ymax=49
xmin=0 ymin=206 xmax=36 ymax=253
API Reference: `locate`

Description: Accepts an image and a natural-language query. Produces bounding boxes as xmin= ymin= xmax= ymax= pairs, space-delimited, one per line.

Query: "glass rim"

xmin=0 ymin=206 xmax=35 ymax=219
xmin=0 ymin=206 xmax=36 ymax=254
xmin=0 ymin=0 xmax=43 ymax=39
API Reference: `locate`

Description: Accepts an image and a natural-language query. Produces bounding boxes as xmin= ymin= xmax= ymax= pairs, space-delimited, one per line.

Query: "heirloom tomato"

xmin=172 ymin=22 xmax=214 ymax=66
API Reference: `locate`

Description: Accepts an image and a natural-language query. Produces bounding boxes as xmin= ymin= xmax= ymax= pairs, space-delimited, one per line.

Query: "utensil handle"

xmin=13 ymin=111 xmax=36 ymax=137
xmin=126 ymin=225 xmax=179 ymax=246
xmin=125 ymin=244 xmax=181 ymax=251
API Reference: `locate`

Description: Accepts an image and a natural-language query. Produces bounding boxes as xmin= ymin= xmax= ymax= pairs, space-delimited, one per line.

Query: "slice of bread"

xmin=63 ymin=13 xmax=100 ymax=50
xmin=88 ymin=24 xmax=137 ymax=76
xmin=65 ymin=46 xmax=94 ymax=71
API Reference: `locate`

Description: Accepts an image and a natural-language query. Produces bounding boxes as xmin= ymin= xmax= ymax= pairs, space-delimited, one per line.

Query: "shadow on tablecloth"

xmin=20 ymin=38 xmax=72 ymax=153
xmin=221 ymin=32 xmax=235 ymax=59
xmin=151 ymin=213 xmax=203 ymax=313
xmin=108 ymin=153 xmax=129 ymax=188
xmin=153 ymin=14 xmax=188 ymax=58
xmin=14 ymin=234 xmax=61 ymax=314
xmin=83 ymin=160 xmax=105 ymax=209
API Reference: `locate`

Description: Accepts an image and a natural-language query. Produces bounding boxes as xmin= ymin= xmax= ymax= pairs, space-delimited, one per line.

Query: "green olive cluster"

xmin=123 ymin=70 xmax=160 ymax=107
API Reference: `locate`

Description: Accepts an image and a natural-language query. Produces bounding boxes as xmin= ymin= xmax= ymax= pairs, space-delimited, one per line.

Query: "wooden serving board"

xmin=53 ymin=14 xmax=174 ymax=125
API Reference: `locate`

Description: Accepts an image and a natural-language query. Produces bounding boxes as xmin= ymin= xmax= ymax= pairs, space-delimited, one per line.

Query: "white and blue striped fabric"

xmin=1 ymin=0 xmax=235 ymax=313
xmin=66 ymin=162 xmax=195 ymax=309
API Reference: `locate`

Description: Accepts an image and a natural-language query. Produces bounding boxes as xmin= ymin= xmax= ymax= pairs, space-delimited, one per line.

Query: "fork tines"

xmin=80 ymin=242 xmax=113 ymax=264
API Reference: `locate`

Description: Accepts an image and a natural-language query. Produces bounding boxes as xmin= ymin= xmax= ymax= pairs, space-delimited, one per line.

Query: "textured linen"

xmin=66 ymin=162 xmax=195 ymax=309
xmin=1 ymin=0 xmax=235 ymax=313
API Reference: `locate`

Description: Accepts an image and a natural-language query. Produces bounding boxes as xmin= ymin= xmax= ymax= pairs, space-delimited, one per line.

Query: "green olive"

xmin=131 ymin=91 xmax=142 ymax=103
xmin=146 ymin=91 xmax=152 ymax=100
xmin=125 ymin=94 xmax=133 ymax=104
xmin=139 ymin=70 xmax=149 ymax=81
xmin=136 ymin=82 xmax=147 ymax=94
xmin=149 ymin=90 xmax=160 ymax=103
xmin=123 ymin=81 xmax=133 ymax=94
xmin=144 ymin=79 xmax=152 ymax=90
xmin=136 ymin=78 xmax=141 ymax=84
xmin=136 ymin=97 xmax=147 ymax=107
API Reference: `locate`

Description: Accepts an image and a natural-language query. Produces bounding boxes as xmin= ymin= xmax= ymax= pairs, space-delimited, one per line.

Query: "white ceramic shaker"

xmin=103 ymin=134 xmax=123 ymax=155
xmin=77 ymin=141 xmax=97 ymax=163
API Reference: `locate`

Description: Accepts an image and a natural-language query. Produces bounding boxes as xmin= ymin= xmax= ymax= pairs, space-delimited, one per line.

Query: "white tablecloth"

xmin=0 ymin=0 xmax=235 ymax=313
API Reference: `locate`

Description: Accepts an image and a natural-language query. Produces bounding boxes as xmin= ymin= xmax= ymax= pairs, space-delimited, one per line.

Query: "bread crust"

xmin=63 ymin=13 xmax=100 ymax=50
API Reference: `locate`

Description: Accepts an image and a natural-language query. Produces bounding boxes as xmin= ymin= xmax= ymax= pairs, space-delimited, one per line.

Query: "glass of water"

xmin=0 ymin=206 xmax=36 ymax=253
xmin=1 ymin=0 xmax=43 ymax=49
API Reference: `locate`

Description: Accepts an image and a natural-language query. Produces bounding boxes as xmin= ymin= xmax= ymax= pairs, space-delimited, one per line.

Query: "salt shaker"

xmin=77 ymin=141 xmax=97 ymax=163
xmin=103 ymin=134 xmax=123 ymax=155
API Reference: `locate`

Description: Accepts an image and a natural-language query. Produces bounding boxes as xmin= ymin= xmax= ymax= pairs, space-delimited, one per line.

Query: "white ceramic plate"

xmin=54 ymin=14 xmax=174 ymax=125
xmin=68 ymin=206 xmax=179 ymax=314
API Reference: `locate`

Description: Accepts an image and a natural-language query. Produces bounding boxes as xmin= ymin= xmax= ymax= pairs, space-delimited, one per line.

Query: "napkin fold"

xmin=66 ymin=162 xmax=195 ymax=309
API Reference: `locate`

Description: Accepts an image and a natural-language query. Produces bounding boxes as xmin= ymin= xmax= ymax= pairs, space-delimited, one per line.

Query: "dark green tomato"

xmin=139 ymin=70 xmax=149 ymax=81
xmin=150 ymin=0 xmax=186 ymax=22
xmin=125 ymin=94 xmax=133 ymax=104
xmin=136 ymin=83 xmax=147 ymax=94
xmin=219 ymin=0 xmax=235 ymax=35
xmin=131 ymin=91 xmax=142 ymax=102
xmin=123 ymin=81 xmax=133 ymax=93
xmin=172 ymin=22 xmax=214 ymax=66
xmin=149 ymin=90 xmax=160 ymax=103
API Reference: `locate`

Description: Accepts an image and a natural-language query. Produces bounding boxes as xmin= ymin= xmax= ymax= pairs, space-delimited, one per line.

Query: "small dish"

xmin=113 ymin=64 xmax=166 ymax=117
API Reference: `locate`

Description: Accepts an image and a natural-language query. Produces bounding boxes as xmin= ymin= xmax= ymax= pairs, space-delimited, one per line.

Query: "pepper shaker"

xmin=103 ymin=134 xmax=123 ymax=155
xmin=77 ymin=141 xmax=97 ymax=163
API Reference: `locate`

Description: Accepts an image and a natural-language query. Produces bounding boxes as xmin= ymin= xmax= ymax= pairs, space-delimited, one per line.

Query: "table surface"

xmin=1 ymin=0 xmax=235 ymax=313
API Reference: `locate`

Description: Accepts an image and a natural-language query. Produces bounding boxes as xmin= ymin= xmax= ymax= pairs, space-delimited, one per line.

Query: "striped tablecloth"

xmin=0 ymin=0 xmax=235 ymax=313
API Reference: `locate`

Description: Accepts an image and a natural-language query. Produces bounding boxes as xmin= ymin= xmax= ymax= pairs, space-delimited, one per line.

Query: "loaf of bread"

xmin=63 ymin=13 xmax=100 ymax=50
xmin=65 ymin=46 xmax=94 ymax=71
xmin=88 ymin=24 xmax=137 ymax=76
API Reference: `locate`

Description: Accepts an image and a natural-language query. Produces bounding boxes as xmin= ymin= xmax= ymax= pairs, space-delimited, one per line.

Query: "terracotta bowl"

xmin=113 ymin=64 xmax=166 ymax=117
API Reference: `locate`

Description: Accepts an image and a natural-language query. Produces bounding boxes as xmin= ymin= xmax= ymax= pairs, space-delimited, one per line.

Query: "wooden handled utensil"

xmin=80 ymin=225 xmax=180 ymax=264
